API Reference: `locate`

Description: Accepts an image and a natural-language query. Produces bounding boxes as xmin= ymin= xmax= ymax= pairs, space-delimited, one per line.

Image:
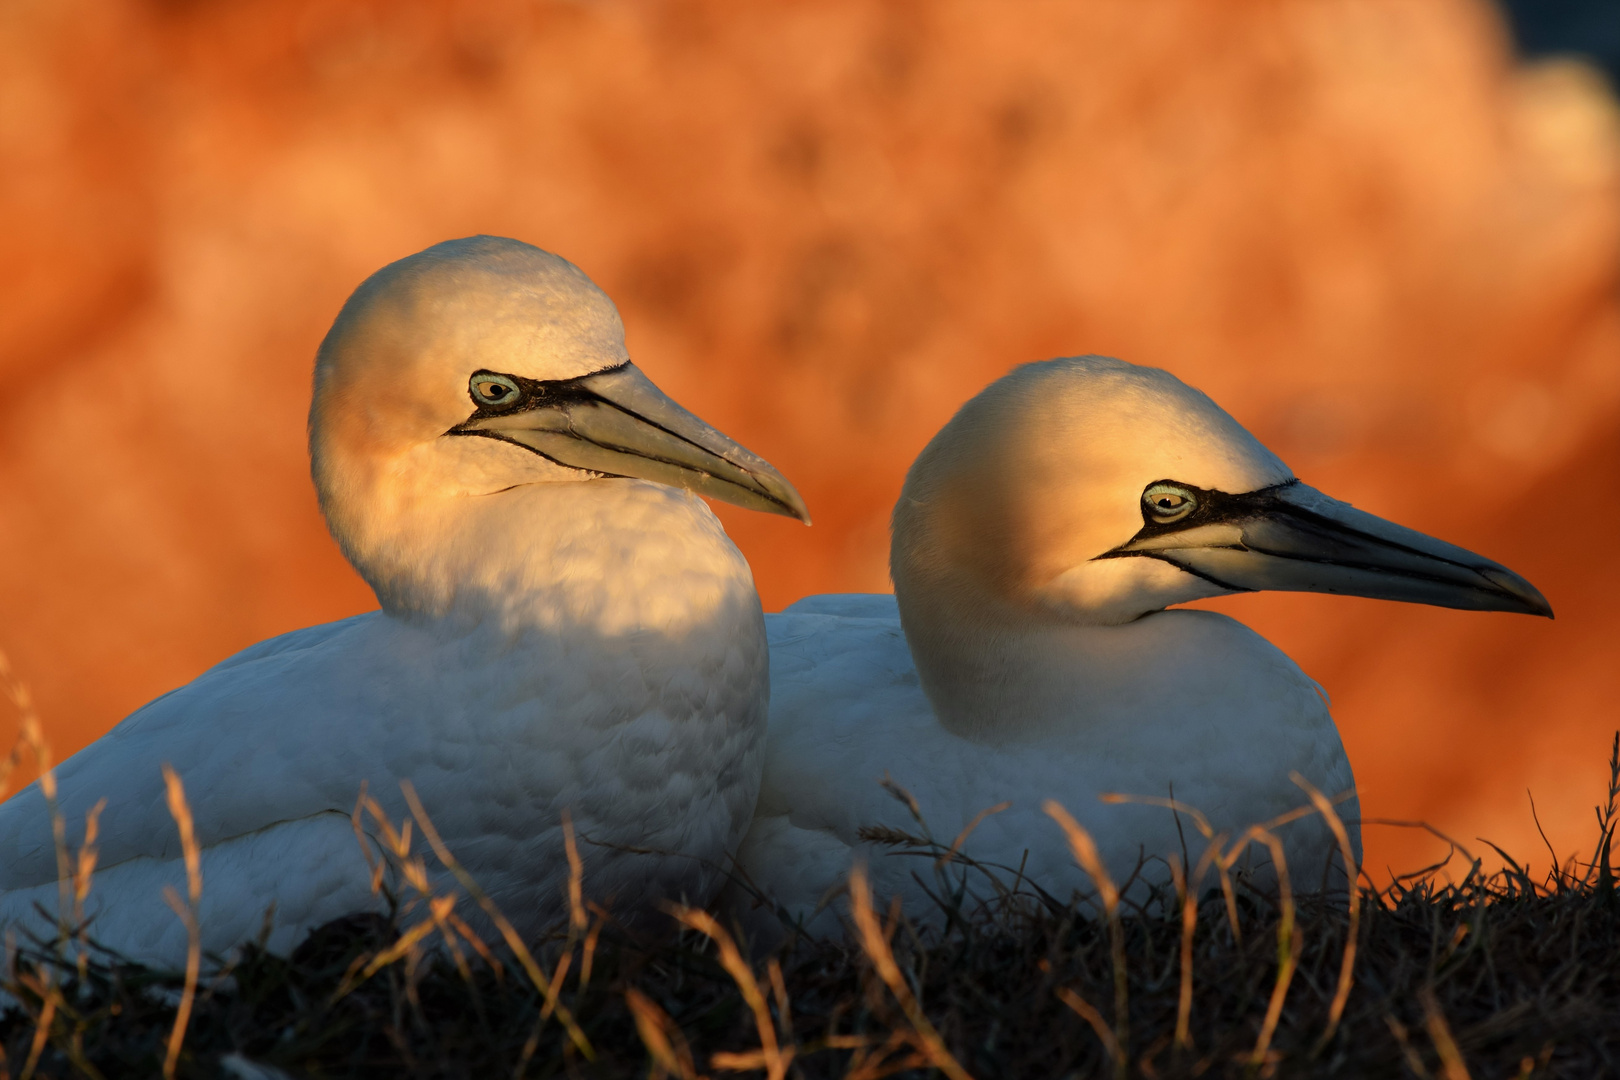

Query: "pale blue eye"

xmin=470 ymin=372 xmax=522 ymax=407
xmin=1143 ymin=483 xmax=1197 ymax=522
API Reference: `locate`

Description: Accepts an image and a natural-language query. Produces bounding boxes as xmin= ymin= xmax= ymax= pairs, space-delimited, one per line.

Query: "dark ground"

xmin=4 ymin=738 xmax=1618 ymax=1079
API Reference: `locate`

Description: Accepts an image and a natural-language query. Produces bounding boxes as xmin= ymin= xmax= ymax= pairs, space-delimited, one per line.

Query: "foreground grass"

xmin=2 ymin=740 xmax=1618 ymax=1079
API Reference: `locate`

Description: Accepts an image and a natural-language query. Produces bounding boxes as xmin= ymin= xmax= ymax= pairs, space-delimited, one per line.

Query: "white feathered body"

xmin=730 ymin=594 xmax=1357 ymax=939
xmin=0 ymin=480 xmax=767 ymax=966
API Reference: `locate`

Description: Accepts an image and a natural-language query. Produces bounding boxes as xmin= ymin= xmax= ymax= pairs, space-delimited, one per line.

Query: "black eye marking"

xmin=1090 ymin=478 xmax=1301 ymax=584
xmin=460 ymin=362 xmax=631 ymax=420
xmin=1122 ymin=479 xmax=1297 ymax=541
xmin=1096 ymin=479 xmax=1304 ymax=558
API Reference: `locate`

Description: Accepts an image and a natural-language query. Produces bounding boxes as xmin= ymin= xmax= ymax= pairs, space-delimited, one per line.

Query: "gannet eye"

xmin=470 ymin=372 xmax=523 ymax=408
xmin=1143 ymin=483 xmax=1198 ymax=523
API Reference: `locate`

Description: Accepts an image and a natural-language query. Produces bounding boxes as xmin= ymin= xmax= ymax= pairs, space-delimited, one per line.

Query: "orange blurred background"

xmin=3 ymin=0 xmax=1618 ymax=883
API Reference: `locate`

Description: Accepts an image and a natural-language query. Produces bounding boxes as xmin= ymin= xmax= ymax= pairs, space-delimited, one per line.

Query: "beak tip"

xmin=1481 ymin=567 xmax=1553 ymax=620
xmin=770 ymin=501 xmax=811 ymax=525
xmin=769 ymin=480 xmax=812 ymax=526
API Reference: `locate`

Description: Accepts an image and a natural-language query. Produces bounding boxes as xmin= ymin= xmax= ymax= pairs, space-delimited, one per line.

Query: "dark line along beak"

xmin=451 ymin=363 xmax=810 ymax=523
xmin=1101 ymin=480 xmax=1552 ymax=617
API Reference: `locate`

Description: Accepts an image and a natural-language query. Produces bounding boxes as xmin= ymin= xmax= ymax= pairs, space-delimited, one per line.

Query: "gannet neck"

xmin=890 ymin=583 xmax=1072 ymax=741
xmin=888 ymin=564 xmax=1188 ymax=742
xmin=894 ymin=595 xmax=1295 ymax=744
xmin=347 ymin=476 xmax=759 ymax=641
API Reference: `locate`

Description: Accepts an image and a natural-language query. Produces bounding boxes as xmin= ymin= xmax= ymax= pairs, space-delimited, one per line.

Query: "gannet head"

xmin=892 ymin=355 xmax=1552 ymax=632
xmin=310 ymin=236 xmax=808 ymax=611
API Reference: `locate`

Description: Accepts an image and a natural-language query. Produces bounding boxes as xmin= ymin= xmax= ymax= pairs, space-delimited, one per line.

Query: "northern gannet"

xmin=0 ymin=236 xmax=808 ymax=967
xmin=732 ymin=356 xmax=1548 ymax=938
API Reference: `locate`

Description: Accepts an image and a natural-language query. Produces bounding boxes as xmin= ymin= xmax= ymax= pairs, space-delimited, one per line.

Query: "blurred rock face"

xmin=2 ymin=0 xmax=1617 ymax=879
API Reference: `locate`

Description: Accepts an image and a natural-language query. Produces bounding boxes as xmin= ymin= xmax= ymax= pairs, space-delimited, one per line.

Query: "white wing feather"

xmin=729 ymin=597 xmax=1357 ymax=941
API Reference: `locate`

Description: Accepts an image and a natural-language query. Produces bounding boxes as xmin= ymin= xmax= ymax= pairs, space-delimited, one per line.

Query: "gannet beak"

xmin=1104 ymin=479 xmax=1552 ymax=617
xmin=451 ymin=362 xmax=811 ymax=523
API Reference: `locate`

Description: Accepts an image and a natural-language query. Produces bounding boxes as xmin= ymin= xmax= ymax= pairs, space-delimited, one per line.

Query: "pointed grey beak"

xmin=452 ymin=362 xmax=811 ymax=523
xmin=1103 ymin=480 xmax=1551 ymax=617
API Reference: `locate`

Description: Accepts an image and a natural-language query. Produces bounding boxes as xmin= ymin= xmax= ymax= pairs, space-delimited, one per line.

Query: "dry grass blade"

xmin=0 ymin=648 xmax=27 ymax=798
xmin=22 ymin=726 xmax=73 ymax=939
xmin=1362 ymin=819 xmax=1478 ymax=874
xmin=397 ymin=781 xmax=594 ymax=1059
xmin=4 ymin=732 xmax=1619 ymax=1077
xmin=1043 ymin=800 xmax=1127 ymax=1079
xmin=935 ymin=801 xmax=1010 ymax=871
xmin=1167 ymin=853 xmax=1211 ymax=1052
xmin=668 ymin=906 xmax=791 ymax=1080
xmin=843 ymin=1029 xmax=917 ymax=1080
xmin=1587 ymin=733 xmax=1619 ymax=893
xmin=70 ymin=797 xmax=108 ymax=984
xmin=0 ymin=654 xmax=74 ymax=942
xmin=767 ymin=958 xmax=791 ymax=1035
xmin=160 ymin=764 xmax=203 ymax=1080
xmin=625 ymin=988 xmax=703 ymax=1080
xmin=1421 ymin=984 xmax=1472 ymax=1080
xmin=1099 ymin=791 xmax=1215 ymax=839
xmin=1292 ymin=772 xmax=1362 ymax=1056
xmin=1055 ymin=985 xmax=1121 ymax=1062
xmin=878 ymin=773 xmax=926 ymax=829
xmin=1228 ymin=826 xmax=1298 ymax=1069
xmin=17 ymin=971 xmax=59 ymax=1080
xmin=1102 ymin=791 xmax=1244 ymax=943
xmin=580 ymin=902 xmax=608 ymax=991
xmin=1384 ymin=1014 xmax=1432 ymax=1079
xmin=352 ymin=789 xmax=430 ymax=897
xmin=347 ymin=917 xmax=439 ymax=992
xmin=561 ymin=809 xmax=588 ymax=936
xmin=422 ymin=891 xmax=474 ymax=985
xmin=445 ymin=908 xmax=504 ymax=981
xmin=847 ymin=864 xmax=974 ymax=1080
xmin=349 ymin=782 xmax=389 ymax=895
xmin=0 ymin=659 xmax=77 ymax=1080
xmin=71 ymin=799 xmax=106 ymax=926
xmin=5 ymin=655 xmax=111 ymax=988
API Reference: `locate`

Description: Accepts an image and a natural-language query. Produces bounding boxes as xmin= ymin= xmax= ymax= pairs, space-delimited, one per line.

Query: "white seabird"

xmin=0 ymin=236 xmax=808 ymax=967
xmin=731 ymin=356 xmax=1549 ymax=938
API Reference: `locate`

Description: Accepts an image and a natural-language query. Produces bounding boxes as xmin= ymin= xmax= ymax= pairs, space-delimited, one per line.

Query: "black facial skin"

xmin=1122 ymin=479 xmax=1300 ymax=544
xmin=1096 ymin=477 xmax=1511 ymax=598
xmin=1087 ymin=479 xmax=1291 ymax=590
xmin=443 ymin=363 xmax=806 ymax=520
xmin=452 ymin=361 xmax=632 ymax=422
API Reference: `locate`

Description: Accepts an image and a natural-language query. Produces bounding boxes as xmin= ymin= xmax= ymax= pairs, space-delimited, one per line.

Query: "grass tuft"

xmin=2 ymin=679 xmax=1619 ymax=1078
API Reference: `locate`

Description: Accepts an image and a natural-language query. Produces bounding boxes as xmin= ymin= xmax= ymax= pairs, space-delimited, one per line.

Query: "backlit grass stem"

xmin=159 ymin=764 xmax=202 ymax=1080
xmin=1043 ymin=800 xmax=1128 ymax=1080
xmin=847 ymin=864 xmax=973 ymax=1080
